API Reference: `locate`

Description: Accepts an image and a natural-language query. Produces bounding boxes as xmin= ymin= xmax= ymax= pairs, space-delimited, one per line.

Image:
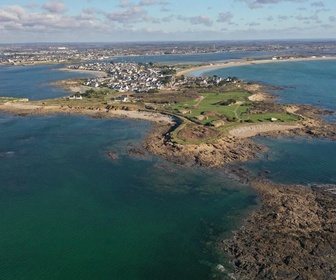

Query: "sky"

xmin=0 ymin=0 xmax=335 ymax=43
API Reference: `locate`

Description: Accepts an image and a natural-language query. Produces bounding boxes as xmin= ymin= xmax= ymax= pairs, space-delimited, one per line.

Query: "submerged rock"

xmin=108 ymin=151 xmax=118 ymax=160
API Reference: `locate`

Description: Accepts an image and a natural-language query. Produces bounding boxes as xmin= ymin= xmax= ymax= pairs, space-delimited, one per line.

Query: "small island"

xmin=1 ymin=60 xmax=336 ymax=279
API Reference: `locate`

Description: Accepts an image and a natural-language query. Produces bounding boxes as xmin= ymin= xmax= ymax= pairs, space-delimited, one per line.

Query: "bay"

xmin=0 ymin=113 xmax=256 ymax=279
xmin=0 ymin=64 xmax=98 ymax=100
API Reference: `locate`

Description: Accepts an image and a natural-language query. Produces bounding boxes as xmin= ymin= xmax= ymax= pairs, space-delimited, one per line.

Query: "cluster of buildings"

xmin=70 ymin=62 xmax=168 ymax=93
xmin=68 ymin=62 xmax=235 ymax=94
xmin=1 ymin=41 xmax=336 ymax=66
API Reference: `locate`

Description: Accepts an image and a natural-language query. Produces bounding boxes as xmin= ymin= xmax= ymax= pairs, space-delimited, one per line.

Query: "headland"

xmin=1 ymin=60 xmax=336 ymax=279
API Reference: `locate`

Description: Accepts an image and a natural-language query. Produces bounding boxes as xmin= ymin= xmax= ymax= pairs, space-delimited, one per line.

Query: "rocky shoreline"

xmin=143 ymin=123 xmax=268 ymax=167
xmin=143 ymin=102 xmax=336 ymax=168
xmin=219 ymin=172 xmax=336 ymax=280
xmin=141 ymin=96 xmax=336 ymax=279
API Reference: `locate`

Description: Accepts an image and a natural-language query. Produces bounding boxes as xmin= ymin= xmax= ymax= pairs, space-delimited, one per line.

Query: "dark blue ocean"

xmin=1 ymin=53 xmax=336 ymax=279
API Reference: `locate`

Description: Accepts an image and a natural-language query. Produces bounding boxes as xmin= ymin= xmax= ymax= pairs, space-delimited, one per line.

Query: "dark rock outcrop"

xmin=221 ymin=180 xmax=336 ymax=280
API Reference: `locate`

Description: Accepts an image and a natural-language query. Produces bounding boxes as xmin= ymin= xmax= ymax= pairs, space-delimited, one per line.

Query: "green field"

xmin=171 ymin=91 xmax=249 ymax=124
xmin=242 ymin=112 xmax=300 ymax=123
xmin=169 ymin=91 xmax=300 ymax=127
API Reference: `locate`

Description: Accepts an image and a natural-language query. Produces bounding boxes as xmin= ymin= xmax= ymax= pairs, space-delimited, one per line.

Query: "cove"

xmin=0 ymin=113 xmax=257 ymax=279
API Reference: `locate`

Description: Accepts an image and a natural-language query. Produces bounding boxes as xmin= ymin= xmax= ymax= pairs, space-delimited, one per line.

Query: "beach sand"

xmin=59 ymin=68 xmax=108 ymax=77
xmin=177 ymin=56 xmax=336 ymax=76
xmin=0 ymin=102 xmax=175 ymax=124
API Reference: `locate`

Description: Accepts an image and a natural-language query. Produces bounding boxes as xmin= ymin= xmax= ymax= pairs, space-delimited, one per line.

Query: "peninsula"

xmin=1 ymin=60 xmax=336 ymax=279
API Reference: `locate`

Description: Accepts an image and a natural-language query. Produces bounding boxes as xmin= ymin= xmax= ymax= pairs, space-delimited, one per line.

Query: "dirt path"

xmin=233 ymin=103 xmax=242 ymax=121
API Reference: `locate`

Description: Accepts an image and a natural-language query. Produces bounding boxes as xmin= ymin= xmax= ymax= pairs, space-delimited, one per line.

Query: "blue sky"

xmin=0 ymin=0 xmax=335 ymax=43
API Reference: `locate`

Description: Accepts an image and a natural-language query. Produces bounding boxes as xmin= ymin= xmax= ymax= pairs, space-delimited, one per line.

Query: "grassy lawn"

xmin=37 ymin=88 xmax=129 ymax=108
xmin=242 ymin=112 xmax=300 ymax=123
xmin=170 ymin=91 xmax=251 ymax=124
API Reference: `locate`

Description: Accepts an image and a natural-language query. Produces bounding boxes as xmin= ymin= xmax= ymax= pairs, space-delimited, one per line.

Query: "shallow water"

xmin=242 ymin=136 xmax=336 ymax=185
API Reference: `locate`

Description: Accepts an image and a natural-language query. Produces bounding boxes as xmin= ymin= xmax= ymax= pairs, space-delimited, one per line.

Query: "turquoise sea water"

xmin=205 ymin=59 xmax=336 ymax=185
xmin=0 ymin=113 xmax=256 ymax=279
xmin=0 ymin=65 xmax=98 ymax=100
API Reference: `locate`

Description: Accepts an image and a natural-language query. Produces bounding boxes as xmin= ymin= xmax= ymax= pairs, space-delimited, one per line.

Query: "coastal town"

xmin=1 ymin=40 xmax=336 ymax=66
xmin=67 ymin=62 xmax=232 ymax=94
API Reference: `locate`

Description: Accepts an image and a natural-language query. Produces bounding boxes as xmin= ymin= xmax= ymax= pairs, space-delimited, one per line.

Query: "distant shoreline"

xmin=177 ymin=56 xmax=336 ymax=76
xmin=59 ymin=68 xmax=107 ymax=77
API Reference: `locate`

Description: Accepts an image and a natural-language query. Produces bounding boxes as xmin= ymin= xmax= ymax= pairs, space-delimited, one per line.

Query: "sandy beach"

xmin=0 ymin=101 xmax=175 ymax=124
xmin=177 ymin=56 xmax=336 ymax=76
xmin=59 ymin=68 xmax=108 ymax=77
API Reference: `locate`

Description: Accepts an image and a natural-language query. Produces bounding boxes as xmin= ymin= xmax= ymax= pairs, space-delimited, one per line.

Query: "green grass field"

xmin=170 ymin=91 xmax=250 ymax=124
xmin=242 ymin=112 xmax=300 ymax=123
xmin=169 ymin=91 xmax=300 ymax=126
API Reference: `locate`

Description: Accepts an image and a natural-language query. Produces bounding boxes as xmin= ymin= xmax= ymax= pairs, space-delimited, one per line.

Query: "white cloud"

xmin=177 ymin=15 xmax=213 ymax=27
xmin=0 ymin=4 xmax=106 ymax=33
xmin=311 ymin=1 xmax=324 ymax=7
xmin=42 ymin=0 xmax=67 ymax=14
xmin=0 ymin=5 xmax=28 ymax=22
xmin=240 ymin=0 xmax=308 ymax=9
xmin=217 ymin=12 xmax=234 ymax=23
xmin=248 ymin=21 xmax=260 ymax=26
xmin=25 ymin=3 xmax=39 ymax=9
xmin=119 ymin=0 xmax=130 ymax=8
xmin=278 ymin=15 xmax=288 ymax=20
xmin=159 ymin=1 xmax=170 ymax=5
xmin=0 ymin=0 xmax=334 ymax=42
xmin=139 ymin=0 xmax=158 ymax=5
xmin=161 ymin=7 xmax=170 ymax=12
xmin=162 ymin=15 xmax=173 ymax=22
xmin=106 ymin=6 xmax=147 ymax=23
xmin=295 ymin=14 xmax=320 ymax=22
